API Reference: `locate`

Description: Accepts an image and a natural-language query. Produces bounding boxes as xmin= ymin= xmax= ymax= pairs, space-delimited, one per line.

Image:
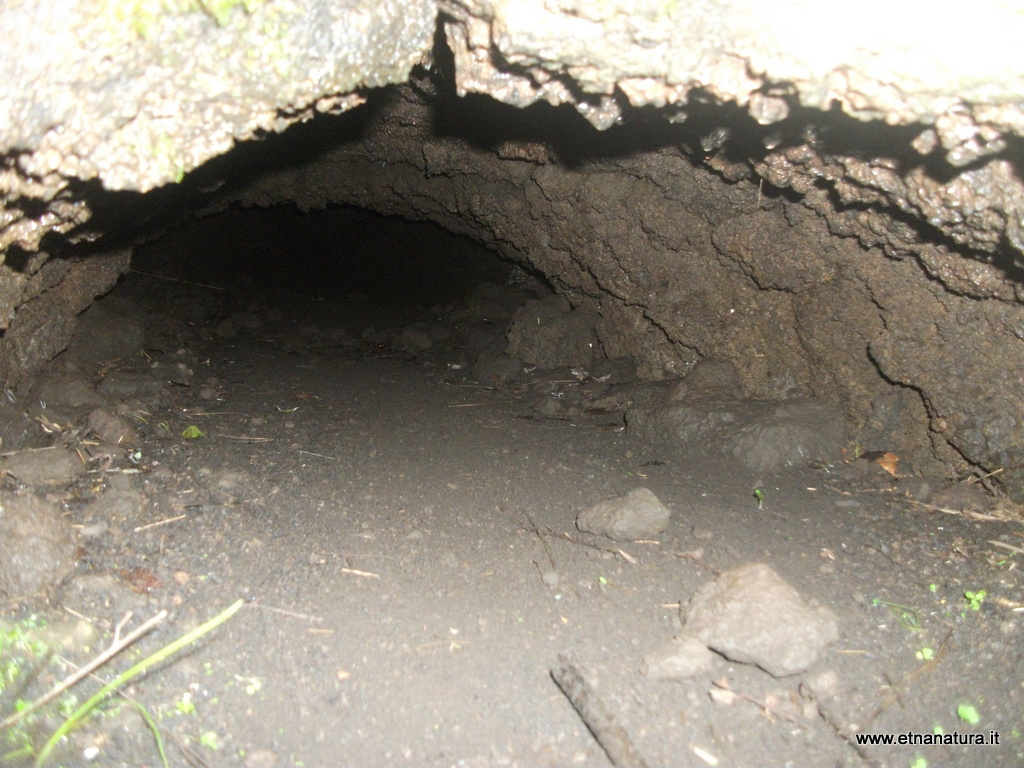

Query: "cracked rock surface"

xmin=0 ymin=1 xmax=1023 ymax=498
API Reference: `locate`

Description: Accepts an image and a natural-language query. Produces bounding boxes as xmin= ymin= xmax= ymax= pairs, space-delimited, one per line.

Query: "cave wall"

xmin=0 ymin=1 xmax=1023 ymax=495
xmin=222 ymin=84 xmax=1024 ymax=484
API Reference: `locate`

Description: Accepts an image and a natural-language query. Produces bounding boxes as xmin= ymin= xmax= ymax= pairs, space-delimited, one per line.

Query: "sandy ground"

xmin=1 ymin=213 xmax=1022 ymax=768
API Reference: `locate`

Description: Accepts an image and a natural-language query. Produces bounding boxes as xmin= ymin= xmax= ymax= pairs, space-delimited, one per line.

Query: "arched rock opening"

xmin=2 ymin=5 xmax=1024 ymax=766
xmin=11 ymin=77 xmax=1020 ymax=495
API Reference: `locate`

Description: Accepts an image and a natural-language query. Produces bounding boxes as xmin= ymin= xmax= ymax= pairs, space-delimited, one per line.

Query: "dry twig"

xmin=0 ymin=610 xmax=166 ymax=731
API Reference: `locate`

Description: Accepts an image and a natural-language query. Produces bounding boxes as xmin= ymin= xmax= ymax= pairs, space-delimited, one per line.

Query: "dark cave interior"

xmin=130 ymin=204 xmax=517 ymax=308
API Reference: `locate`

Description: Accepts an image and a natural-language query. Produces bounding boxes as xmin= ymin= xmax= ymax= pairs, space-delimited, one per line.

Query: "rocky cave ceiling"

xmin=1 ymin=0 xmax=1024 ymax=497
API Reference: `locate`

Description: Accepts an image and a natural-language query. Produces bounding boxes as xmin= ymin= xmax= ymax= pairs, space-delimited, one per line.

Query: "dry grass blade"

xmin=904 ymin=498 xmax=1015 ymax=522
xmin=340 ymin=567 xmax=380 ymax=578
xmin=134 ymin=515 xmax=186 ymax=532
xmin=989 ymin=539 xmax=1024 ymax=555
xmin=249 ymin=603 xmax=324 ymax=623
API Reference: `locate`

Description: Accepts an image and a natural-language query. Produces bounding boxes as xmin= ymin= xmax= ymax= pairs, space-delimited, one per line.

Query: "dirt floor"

xmin=1 ymin=210 xmax=1023 ymax=768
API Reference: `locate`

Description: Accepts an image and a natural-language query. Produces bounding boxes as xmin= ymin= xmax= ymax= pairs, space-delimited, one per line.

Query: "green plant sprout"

xmin=175 ymin=692 xmax=196 ymax=715
xmin=181 ymin=425 xmax=204 ymax=439
xmin=915 ymin=647 xmax=934 ymax=661
xmin=753 ymin=489 xmax=765 ymax=509
xmin=957 ymin=703 xmax=981 ymax=725
xmin=200 ymin=730 xmax=219 ymax=749
xmin=126 ymin=699 xmax=168 ymax=767
xmin=964 ymin=590 xmax=986 ymax=611
xmin=34 ymin=599 xmax=244 ymax=767
xmin=872 ymin=598 xmax=922 ymax=632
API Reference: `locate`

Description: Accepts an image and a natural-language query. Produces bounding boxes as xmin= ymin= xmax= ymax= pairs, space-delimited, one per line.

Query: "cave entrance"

xmin=3 ymin=100 xmax=1019 ymax=768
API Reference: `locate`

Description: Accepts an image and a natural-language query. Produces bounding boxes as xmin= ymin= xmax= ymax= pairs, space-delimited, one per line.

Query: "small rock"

xmin=683 ymin=562 xmax=838 ymax=677
xmin=0 ymin=447 xmax=84 ymax=485
xmin=395 ymin=323 xmax=433 ymax=352
xmin=507 ymin=295 xmax=599 ymax=369
xmin=640 ymin=634 xmax=716 ymax=680
xmin=98 ymin=371 xmax=166 ymax=400
xmin=576 ymin=487 xmax=671 ymax=541
xmin=87 ymin=408 xmax=140 ymax=447
xmin=0 ymin=493 xmax=76 ymax=596
xmin=929 ymin=482 xmax=991 ymax=513
xmin=63 ymin=301 xmax=145 ymax=366
xmin=471 ymin=339 xmax=524 ymax=385
xmin=805 ymin=668 xmax=841 ymax=699
xmin=243 ymin=748 xmax=279 ymax=768
xmin=627 ymin=398 xmax=846 ymax=472
xmin=30 ymin=373 xmax=108 ymax=409
xmin=667 ymin=358 xmax=744 ymax=402
xmin=89 ymin=490 xmax=144 ymax=520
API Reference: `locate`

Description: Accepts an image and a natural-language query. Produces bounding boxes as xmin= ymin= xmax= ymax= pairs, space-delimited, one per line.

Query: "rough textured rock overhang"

xmin=1 ymin=0 xmax=1023 ymax=496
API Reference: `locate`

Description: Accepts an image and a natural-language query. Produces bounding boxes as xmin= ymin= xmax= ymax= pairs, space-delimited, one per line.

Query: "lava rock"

xmin=640 ymin=634 xmax=716 ymax=680
xmin=576 ymin=487 xmax=671 ymax=541
xmin=0 ymin=492 xmax=76 ymax=597
xmin=63 ymin=300 xmax=145 ymax=366
xmin=29 ymin=372 xmax=108 ymax=410
xmin=395 ymin=323 xmax=433 ymax=352
xmin=668 ymin=358 xmax=744 ymax=402
xmin=471 ymin=338 xmax=524 ymax=385
xmin=87 ymin=407 xmax=140 ymax=447
xmin=507 ymin=295 xmax=599 ymax=369
xmin=683 ymin=562 xmax=838 ymax=677
xmin=98 ymin=370 xmax=167 ymax=400
xmin=627 ymin=397 xmax=846 ymax=473
xmin=0 ymin=447 xmax=84 ymax=485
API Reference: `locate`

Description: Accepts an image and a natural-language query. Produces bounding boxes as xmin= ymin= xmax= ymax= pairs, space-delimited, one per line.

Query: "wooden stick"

xmin=550 ymin=655 xmax=648 ymax=768
xmin=0 ymin=610 xmax=166 ymax=731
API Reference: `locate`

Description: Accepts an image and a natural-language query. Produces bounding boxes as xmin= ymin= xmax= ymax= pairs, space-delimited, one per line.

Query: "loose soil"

xmin=1 ymin=211 xmax=1022 ymax=768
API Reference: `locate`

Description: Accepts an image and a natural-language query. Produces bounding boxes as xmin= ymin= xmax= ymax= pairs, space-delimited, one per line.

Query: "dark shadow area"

xmin=46 ymin=90 xmax=390 ymax=259
xmin=130 ymin=203 xmax=515 ymax=306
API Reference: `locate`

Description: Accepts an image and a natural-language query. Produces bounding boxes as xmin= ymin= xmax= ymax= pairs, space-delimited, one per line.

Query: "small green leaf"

xmin=200 ymin=730 xmax=219 ymax=750
xmin=957 ymin=703 xmax=981 ymax=724
xmin=915 ymin=647 xmax=934 ymax=661
xmin=176 ymin=692 xmax=196 ymax=715
xmin=182 ymin=425 xmax=204 ymax=439
xmin=964 ymin=590 xmax=986 ymax=610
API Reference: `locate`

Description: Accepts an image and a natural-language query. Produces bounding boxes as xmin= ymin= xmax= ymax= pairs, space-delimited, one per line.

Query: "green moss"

xmin=105 ymin=0 xmax=268 ymax=38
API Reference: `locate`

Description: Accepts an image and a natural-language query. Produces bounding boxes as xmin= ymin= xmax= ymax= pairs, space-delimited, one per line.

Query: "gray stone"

xmin=640 ymin=634 xmax=716 ymax=680
xmin=668 ymin=359 xmax=744 ymax=402
xmin=0 ymin=447 xmax=84 ymax=486
xmin=0 ymin=493 xmax=76 ymax=597
xmin=98 ymin=370 xmax=167 ymax=400
xmin=576 ymin=487 xmax=671 ymax=542
xmin=683 ymin=562 xmax=838 ymax=677
xmin=395 ymin=323 xmax=433 ymax=352
xmin=64 ymin=301 xmax=145 ymax=366
xmin=30 ymin=373 xmax=107 ymax=409
xmin=507 ymin=296 xmax=599 ymax=370
xmin=627 ymin=398 xmax=847 ymax=473
xmin=472 ymin=339 xmax=524 ymax=385
xmin=87 ymin=408 xmax=140 ymax=447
